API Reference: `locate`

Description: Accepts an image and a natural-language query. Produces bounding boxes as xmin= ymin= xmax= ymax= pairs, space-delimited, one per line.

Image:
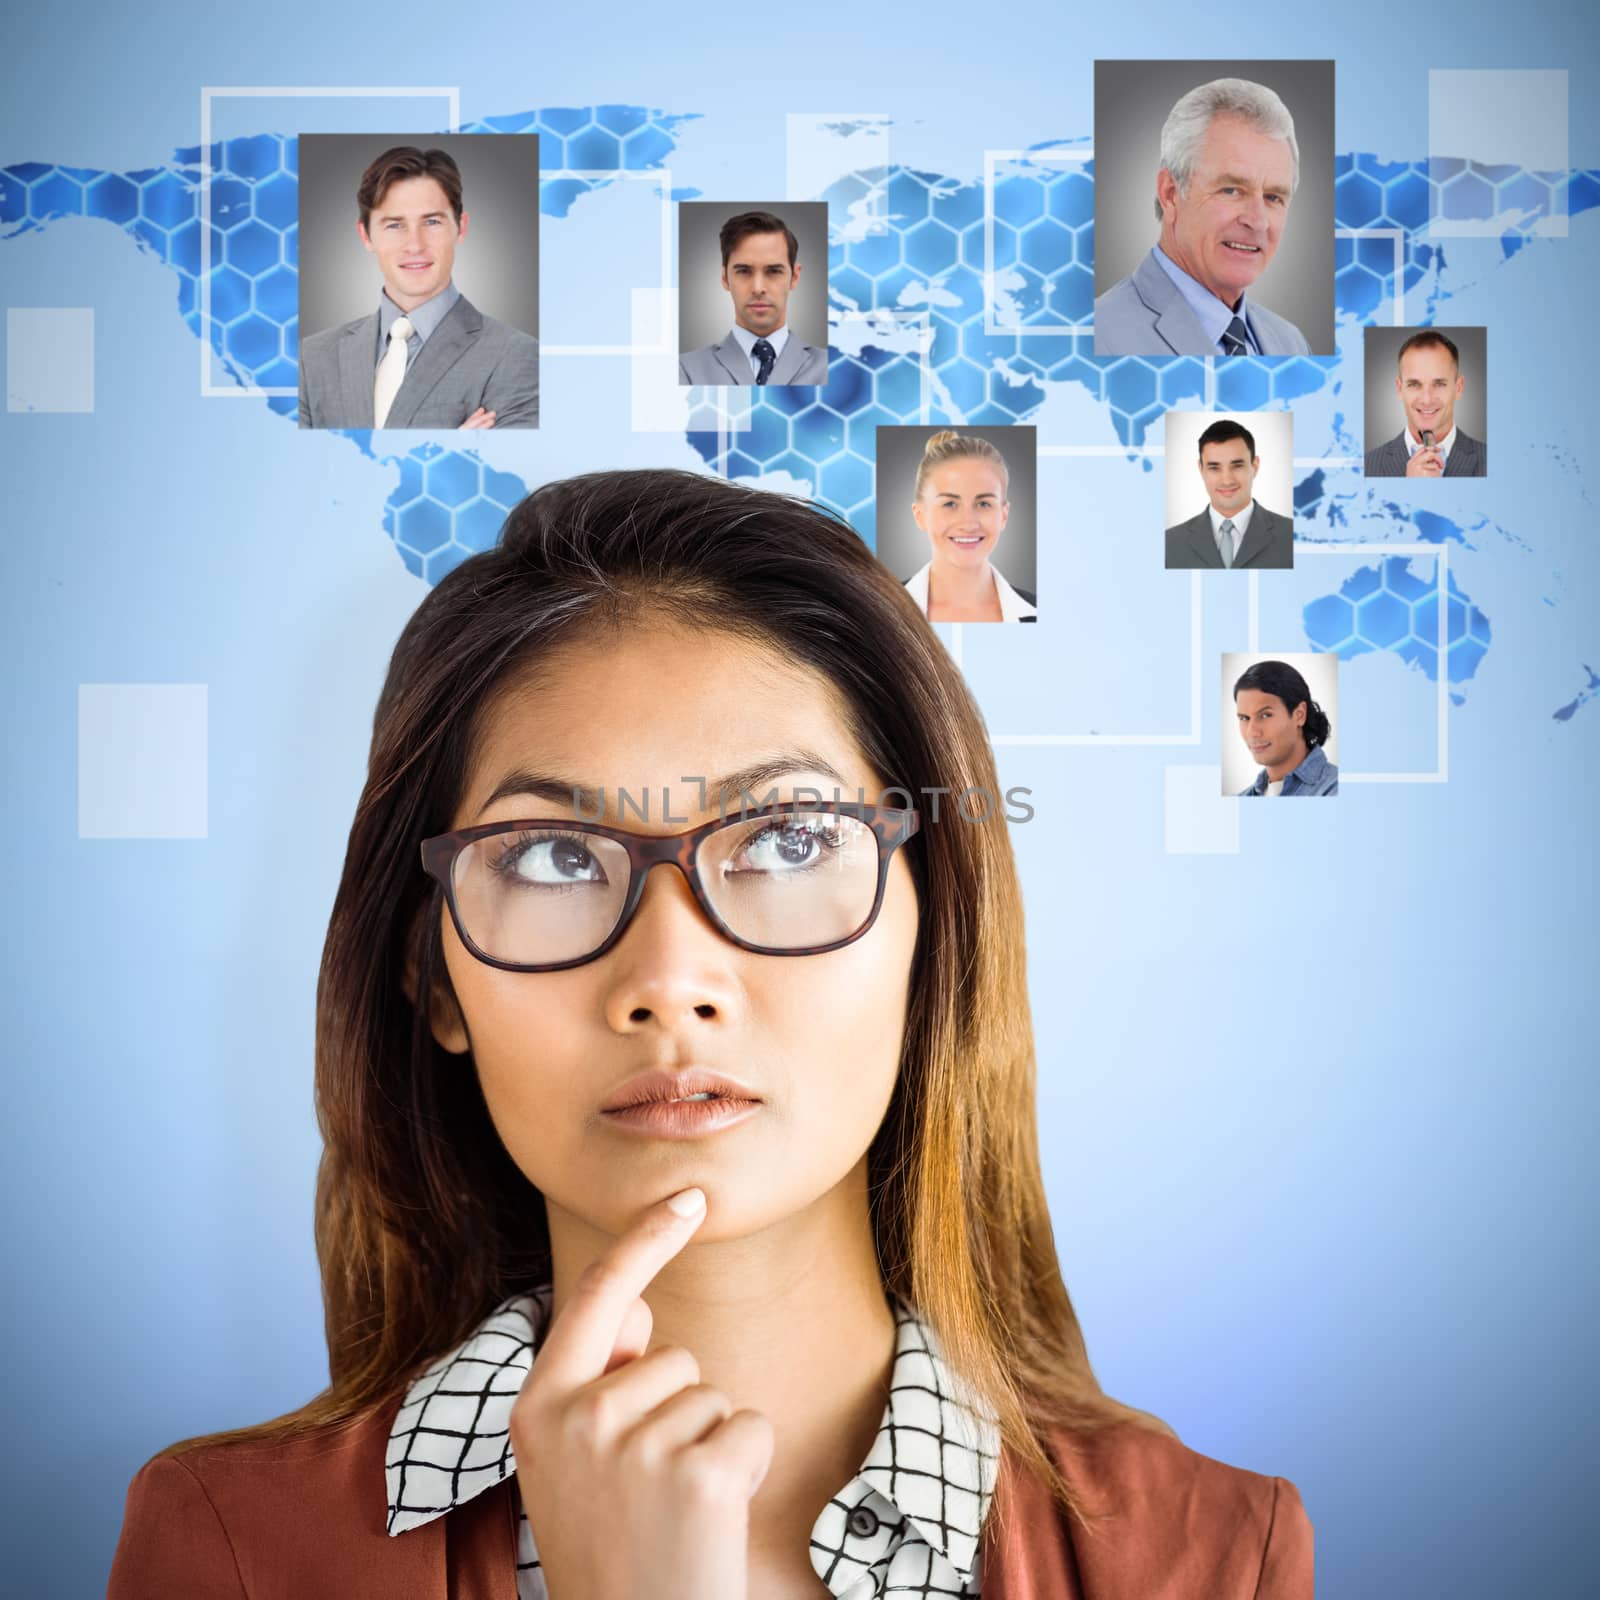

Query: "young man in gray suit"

xmin=1095 ymin=78 xmax=1312 ymax=358
xmin=678 ymin=210 xmax=828 ymax=386
xmin=1165 ymin=418 xmax=1294 ymax=569
xmin=298 ymin=146 xmax=540 ymax=430
xmin=1363 ymin=329 xmax=1486 ymax=477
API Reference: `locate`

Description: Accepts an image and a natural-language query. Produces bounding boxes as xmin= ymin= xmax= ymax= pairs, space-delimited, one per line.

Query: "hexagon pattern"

xmin=687 ymin=151 xmax=1597 ymax=549
xmin=1302 ymin=555 xmax=1492 ymax=687
xmin=0 ymin=106 xmax=692 ymax=419
xmin=3 ymin=126 xmax=1584 ymax=691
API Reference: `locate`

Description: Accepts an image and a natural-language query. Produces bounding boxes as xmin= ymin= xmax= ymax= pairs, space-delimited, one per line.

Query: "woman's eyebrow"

xmin=474 ymin=751 xmax=855 ymax=821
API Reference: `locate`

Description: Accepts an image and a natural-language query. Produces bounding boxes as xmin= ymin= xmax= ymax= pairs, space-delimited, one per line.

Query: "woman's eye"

xmin=734 ymin=822 xmax=838 ymax=873
xmin=496 ymin=835 xmax=606 ymax=885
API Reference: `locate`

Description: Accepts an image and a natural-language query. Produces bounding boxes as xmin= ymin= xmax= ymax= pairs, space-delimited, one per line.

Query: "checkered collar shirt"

xmin=386 ymin=1285 xmax=1003 ymax=1599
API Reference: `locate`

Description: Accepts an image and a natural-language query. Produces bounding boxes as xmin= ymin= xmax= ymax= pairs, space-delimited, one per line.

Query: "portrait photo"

xmin=297 ymin=133 xmax=540 ymax=430
xmin=1094 ymin=59 xmax=1335 ymax=357
xmin=876 ymin=424 xmax=1038 ymax=623
xmin=1363 ymin=325 xmax=1488 ymax=477
xmin=1164 ymin=410 xmax=1294 ymax=569
xmin=678 ymin=201 xmax=829 ymax=386
xmin=1221 ymin=651 xmax=1339 ymax=796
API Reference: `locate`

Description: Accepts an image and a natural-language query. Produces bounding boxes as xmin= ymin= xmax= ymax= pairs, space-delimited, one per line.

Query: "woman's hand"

xmin=509 ymin=1188 xmax=775 ymax=1600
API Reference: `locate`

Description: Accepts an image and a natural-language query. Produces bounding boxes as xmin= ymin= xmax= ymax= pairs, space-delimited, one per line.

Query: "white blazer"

xmin=904 ymin=561 xmax=1037 ymax=622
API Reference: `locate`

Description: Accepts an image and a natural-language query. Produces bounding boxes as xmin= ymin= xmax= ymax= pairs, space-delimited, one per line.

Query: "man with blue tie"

xmin=678 ymin=210 xmax=828 ymax=386
xmin=298 ymin=145 xmax=540 ymax=430
xmin=1095 ymin=78 xmax=1312 ymax=358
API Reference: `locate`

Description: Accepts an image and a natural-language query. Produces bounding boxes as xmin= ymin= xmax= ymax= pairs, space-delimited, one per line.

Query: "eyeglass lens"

xmin=450 ymin=810 xmax=883 ymax=965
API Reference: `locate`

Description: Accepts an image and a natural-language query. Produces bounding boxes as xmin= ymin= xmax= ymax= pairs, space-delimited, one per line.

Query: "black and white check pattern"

xmin=386 ymin=1285 xmax=1001 ymax=1598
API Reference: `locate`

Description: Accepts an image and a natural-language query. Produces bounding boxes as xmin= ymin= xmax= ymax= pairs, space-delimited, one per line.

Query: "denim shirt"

xmin=1240 ymin=743 xmax=1339 ymax=796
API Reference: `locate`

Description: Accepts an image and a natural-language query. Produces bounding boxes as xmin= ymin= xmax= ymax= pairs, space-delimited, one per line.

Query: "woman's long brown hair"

xmin=151 ymin=468 xmax=1170 ymax=1536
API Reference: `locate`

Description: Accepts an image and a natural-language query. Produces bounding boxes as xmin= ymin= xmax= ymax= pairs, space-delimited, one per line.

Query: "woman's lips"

xmin=600 ymin=1097 xmax=762 ymax=1138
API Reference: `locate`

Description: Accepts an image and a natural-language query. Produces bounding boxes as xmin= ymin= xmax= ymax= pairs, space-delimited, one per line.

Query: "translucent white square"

xmin=78 ymin=685 xmax=208 ymax=840
xmin=1164 ymin=765 xmax=1240 ymax=855
xmin=1429 ymin=70 xmax=1569 ymax=237
xmin=1430 ymin=69 xmax=1568 ymax=171
xmin=8 ymin=308 xmax=95 ymax=413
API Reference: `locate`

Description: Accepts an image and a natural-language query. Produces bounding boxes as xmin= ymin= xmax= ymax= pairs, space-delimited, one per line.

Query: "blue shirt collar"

xmin=377 ymin=280 xmax=460 ymax=354
xmin=730 ymin=321 xmax=789 ymax=360
xmin=1245 ymin=742 xmax=1328 ymax=795
xmin=1150 ymin=245 xmax=1257 ymax=355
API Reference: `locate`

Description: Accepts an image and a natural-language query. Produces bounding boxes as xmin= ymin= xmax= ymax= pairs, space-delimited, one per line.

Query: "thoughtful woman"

xmin=109 ymin=469 xmax=1310 ymax=1598
xmin=902 ymin=429 xmax=1038 ymax=623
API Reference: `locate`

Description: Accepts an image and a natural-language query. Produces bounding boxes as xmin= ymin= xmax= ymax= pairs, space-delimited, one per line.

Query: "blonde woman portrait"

xmin=108 ymin=470 xmax=1308 ymax=1599
xmin=898 ymin=429 xmax=1038 ymax=624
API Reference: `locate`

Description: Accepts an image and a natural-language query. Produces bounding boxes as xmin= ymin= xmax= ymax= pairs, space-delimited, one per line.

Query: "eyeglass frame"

xmin=418 ymin=800 xmax=923 ymax=973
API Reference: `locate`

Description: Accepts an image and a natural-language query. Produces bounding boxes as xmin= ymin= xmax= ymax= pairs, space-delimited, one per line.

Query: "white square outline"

xmin=199 ymin=86 xmax=461 ymax=399
xmin=949 ymin=525 xmax=1447 ymax=779
xmin=725 ymin=307 xmax=934 ymax=495
xmin=1288 ymin=543 xmax=1449 ymax=783
xmin=983 ymin=147 xmax=1092 ymax=339
xmin=946 ymin=566 xmax=1205 ymax=748
xmin=979 ymin=152 xmax=1385 ymax=363
xmin=1337 ymin=227 xmax=1406 ymax=328
xmin=543 ymin=168 xmax=675 ymax=356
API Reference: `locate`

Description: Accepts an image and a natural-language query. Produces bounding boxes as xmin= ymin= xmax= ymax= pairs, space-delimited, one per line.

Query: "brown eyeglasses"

xmin=419 ymin=801 xmax=922 ymax=972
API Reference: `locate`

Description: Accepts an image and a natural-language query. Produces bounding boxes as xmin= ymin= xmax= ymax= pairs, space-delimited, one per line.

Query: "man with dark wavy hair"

xmin=299 ymin=144 xmax=540 ymax=430
xmin=1233 ymin=659 xmax=1338 ymax=795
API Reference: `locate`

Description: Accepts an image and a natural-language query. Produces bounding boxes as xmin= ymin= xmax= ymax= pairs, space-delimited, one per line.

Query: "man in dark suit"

xmin=1165 ymin=418 xmax=1293 ymax=569
xmin=1364 ymin=329 xmax=1486 ymax=477
xmin=678 ymin=210 xmax=828 ymax=386
xmin=298 ymin=145 xmax=539 ymax=430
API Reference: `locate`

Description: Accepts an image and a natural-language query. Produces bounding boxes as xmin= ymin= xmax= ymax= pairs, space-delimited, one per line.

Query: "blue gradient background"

xmin=2 ymin=3 xmax=1596 ymax=1596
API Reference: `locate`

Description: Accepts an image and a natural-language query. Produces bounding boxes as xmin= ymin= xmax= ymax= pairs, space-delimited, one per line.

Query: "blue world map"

xmin=5 ymin=104 xmax=1597 ymax=718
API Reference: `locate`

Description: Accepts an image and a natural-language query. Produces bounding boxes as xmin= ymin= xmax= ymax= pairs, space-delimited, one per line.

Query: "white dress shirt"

xmin=903 ymin=561 xmax=1037 ymax=622
xmin=1207 ymin=500 xmax=1255 ymax=563
xmin=386 ymin=1286 xmax=1002 ymax=1598
xmin=1404 ymin=422 xmax=1457 ymax=468
xmin=729 ymin=320 xmax=791 ymax=379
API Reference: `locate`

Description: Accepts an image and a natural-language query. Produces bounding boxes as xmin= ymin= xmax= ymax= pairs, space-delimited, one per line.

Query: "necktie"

xmin=751 ymin=338 xmax=776 ymax=385
xmin=1219 ymin=518 xmax=1236 ymax=568
xmin=373 ymin=315 xmax=414 ymax=428
xmin=1221 ymin=316 xmax=1250 ymax=357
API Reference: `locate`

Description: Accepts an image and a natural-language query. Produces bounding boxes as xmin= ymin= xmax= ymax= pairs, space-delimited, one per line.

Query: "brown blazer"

xmin=107 ymin=1395 xmax=1313 ymax=1598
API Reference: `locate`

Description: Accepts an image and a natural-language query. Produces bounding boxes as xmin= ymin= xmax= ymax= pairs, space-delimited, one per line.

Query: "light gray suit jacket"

xmin=297 ymin=293 xmax=540 ymax=429
xmin=1164 ymin=502 xmax=1295 ymax=569
xmin=1363 ymin=428 xmax=1486 ymax=477
xmin=1095 ymin=252 xmax=1311 ymax=357
xmin=678 ymin=329 xmax=829 ymax=386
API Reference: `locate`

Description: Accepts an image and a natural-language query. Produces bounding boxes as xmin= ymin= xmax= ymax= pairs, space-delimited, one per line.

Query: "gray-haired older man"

xmin=1095 ymin=78 xmax=1311 ymax=358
